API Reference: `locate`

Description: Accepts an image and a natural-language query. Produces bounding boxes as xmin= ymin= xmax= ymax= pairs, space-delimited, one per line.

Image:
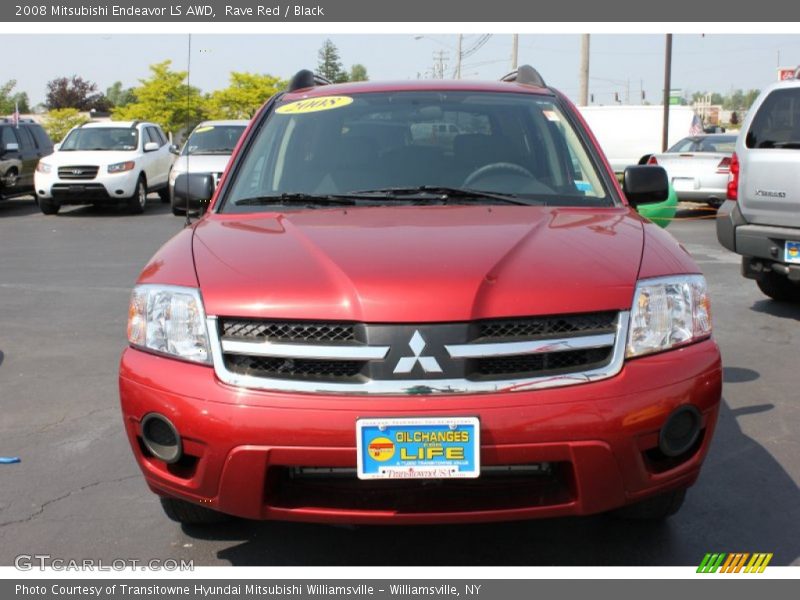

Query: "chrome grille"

xmin=58 ymin=165 xmax=99 ymax=180
xmin=208 ymin=311 xmax=629 ymax=395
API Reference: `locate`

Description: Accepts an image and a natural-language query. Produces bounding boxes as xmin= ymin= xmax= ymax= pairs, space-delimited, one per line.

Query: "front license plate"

xmin=785 ymin=240 xmax=800 ymax=264
xmin=356 ymin=417 xmax=480 ymax=480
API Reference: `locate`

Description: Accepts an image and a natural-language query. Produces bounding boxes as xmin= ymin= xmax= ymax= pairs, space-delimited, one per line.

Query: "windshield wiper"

xmin=234 ymin=193 xmax=360 ymax=207
xmin=349 ymin=186 xmax=542 ymax=206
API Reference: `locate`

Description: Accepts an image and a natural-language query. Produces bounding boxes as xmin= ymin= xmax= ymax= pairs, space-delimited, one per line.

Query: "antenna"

xmin=184 ymin=33 xmax=192 ymax=227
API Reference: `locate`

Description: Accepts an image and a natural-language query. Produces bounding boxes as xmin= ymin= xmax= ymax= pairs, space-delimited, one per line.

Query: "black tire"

xmin=159 ymin=497 xmax=230 ymax=525
xmin=127 ymin=176 xmax=147 ymax=214
xmin=158 ymin=187 xmax=171 ymax=203
xmin=3 ymin=168 xmax=18 ymax=190
xmin=756 ymin=272 xmax=800 ymax=302
xmin=38 ymin=196 xmax=61 ymax=215
xmin=612 ymin=488 xmax=687 ymax=520
xmin=706 ymin=198 xmax=723 ymax=210
xmin=171 ymin=206 xmax=184 ymax=216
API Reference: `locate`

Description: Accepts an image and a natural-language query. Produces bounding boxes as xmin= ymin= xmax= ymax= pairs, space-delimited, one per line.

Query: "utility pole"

xmin=433 ymin=50 xmax=448 ymax=79
xmin=455 ymin=34 xmax=462 ymax=79
xmin=662 ymin=33 xmax=673 ymax=152
xmin=579 ymin=34 xmax=590 ymax=106
xmin=511 ymin=34 xmax=519 ymax=70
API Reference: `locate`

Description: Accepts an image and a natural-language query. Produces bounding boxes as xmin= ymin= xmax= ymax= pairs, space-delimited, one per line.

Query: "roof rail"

xmin=500 ymin=65 xmax=547 ymax=88
xmin=1 ymin=117 xmax=36 ymax=124
xmin=287 ymin=69 xmax=331 ymax=92
xmin=130 ymin=120 xmax=141 ymax=129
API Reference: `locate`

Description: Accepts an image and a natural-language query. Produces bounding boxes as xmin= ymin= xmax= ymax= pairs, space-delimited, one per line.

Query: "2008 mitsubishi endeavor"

xmin=119 ymin=67 xmax=722 ymax=526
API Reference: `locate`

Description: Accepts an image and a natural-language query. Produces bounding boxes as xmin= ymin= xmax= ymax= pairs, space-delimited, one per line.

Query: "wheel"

xmin=38 ymin=196 xmax=61 ymax=215
xmin=171 ymin=206 xmax=184 ymax=216
xmin=612 ymin=488 xmax=686 ymax=520
xmin=158 ymin=187 xmax=170 ymax=203
xmin=127 ymin=176 xmax=147 ymax=214
xmin=159 ymin=497 xmax=230 ymax=525
xmin=3 ymin=168 xmax=18 ymax=189
xmin=706 ymin=198 xmax=723 ymax=210
xmin=756 ymin=272 xmax=800 ymax=302
xmin=463 ymin=162 xmax=535 ymax=188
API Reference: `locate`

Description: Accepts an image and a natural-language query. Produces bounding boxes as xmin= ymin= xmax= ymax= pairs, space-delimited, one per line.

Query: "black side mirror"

xmin=623 ymin=165 xmax=669 ymax=207
xmin=173 ymin=173 xmax=214 ymax=206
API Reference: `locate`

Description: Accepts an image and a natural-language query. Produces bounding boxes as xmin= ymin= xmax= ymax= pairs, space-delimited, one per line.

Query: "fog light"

xmin=659 ymin=406 xmax=701 ymax=457
xmin=141 ymin=414 xmax=182 ymax=464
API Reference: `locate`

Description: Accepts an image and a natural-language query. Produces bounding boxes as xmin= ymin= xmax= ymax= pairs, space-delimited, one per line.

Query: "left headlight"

xmin=36 ymin=162 xmax=52 ymax=173
xmin=626 ymin=275 xmax=712 ymax=358
xmin=127 ymin=284 xmax=211 ymax=364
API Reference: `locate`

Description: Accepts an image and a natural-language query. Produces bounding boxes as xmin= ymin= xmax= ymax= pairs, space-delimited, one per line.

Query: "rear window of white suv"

xmin=746 ymin=88 xmax=800 ymax=149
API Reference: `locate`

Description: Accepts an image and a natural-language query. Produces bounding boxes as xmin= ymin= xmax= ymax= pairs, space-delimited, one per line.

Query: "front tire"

xmin=127 ymin=176 xmax=147 ymax=214
xmin=757 ymin=272 xmax=799 ymax=302
xmin=160 ymin=497 xmax=230 ymax=525
xmin=38 ymin=196 xmax=61 ymax=215
xmin=612 ymin=488 xmax=687 ymax=520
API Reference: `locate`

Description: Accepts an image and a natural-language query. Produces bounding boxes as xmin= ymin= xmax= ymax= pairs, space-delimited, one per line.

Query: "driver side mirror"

xmin=623 ymin=165 xmax=669 ymax=208
xmin=173 ymin=173 xmax=214 ymax=206
xmin=169 ymin=144 xmax=180 ymax=155
xmin=143 ymin=142 xmax=160 ymax=152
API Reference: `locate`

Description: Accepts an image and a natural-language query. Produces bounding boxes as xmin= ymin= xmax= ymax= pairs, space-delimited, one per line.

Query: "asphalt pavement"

xmin=0 ymin=197 xmax=797 ymax=567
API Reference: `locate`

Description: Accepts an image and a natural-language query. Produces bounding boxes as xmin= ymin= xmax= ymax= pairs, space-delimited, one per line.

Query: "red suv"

xmin=120 ymin=67 xmax=722 ymax=525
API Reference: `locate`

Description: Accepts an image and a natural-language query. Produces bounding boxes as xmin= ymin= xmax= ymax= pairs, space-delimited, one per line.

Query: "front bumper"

xmin=35 ymin=171 xmax=137 ymax=203
xmin=119 ymin=339 xmax=722 ymax=524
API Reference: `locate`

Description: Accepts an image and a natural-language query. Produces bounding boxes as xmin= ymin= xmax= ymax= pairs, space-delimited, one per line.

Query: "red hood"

xmin=192 ymin=206 xmax=644 ymax=322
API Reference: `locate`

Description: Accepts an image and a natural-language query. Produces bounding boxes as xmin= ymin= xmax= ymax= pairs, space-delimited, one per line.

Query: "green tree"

xmin=0 ymin=80 xmax=30 ymax=114
xmin=317 ymin=39 xmax=348 ymax=83
xmin=106 ymin=81 xmax=136 ymax=108
xmin=113 ymin=60 xmax=206 ymax=135
xmin=42 ymin=108 xmax=90 ymax=143
xmin=348 ymin=64 xmax=369 ymax=82
xmin=206 ymin=72 xmax=284 ymax=119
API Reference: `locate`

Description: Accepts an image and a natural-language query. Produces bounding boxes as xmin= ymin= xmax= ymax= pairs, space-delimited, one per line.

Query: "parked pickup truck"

xmin=119 ymin=67 xmax=722 ymax=526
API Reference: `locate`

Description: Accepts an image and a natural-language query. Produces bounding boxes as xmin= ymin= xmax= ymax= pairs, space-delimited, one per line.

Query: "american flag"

xmin=689 ymin=113 xmax=703 ymax=135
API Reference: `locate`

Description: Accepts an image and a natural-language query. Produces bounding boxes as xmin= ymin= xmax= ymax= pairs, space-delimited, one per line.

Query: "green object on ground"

xmin=636 ymin=184 xmax=678 ymax=229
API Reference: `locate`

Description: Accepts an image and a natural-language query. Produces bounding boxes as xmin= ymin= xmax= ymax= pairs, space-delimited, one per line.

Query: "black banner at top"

xmin=2 ymin=0 xmax=799 ymax=22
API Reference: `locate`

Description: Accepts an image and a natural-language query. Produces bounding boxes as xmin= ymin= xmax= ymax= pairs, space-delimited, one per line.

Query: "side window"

xmin=1 ymin=126 xmax=18 ymax=147
xmin=142 ymin=127 xmax=155 ymax=145
xmin=746 ymin=88 xmax=800 ymax=148
xmin=16 ymin=127 xmax=36 ymax=151
xmin=155 ymin=127 xmax=168 ymax=146
xmin=30 ymin=126 xmax=53 ymax=150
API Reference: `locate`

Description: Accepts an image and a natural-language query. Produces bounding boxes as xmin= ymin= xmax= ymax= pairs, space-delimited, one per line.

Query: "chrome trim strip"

xmin=445 ymin=333 xmax=615 ymax=359
xmin=206 ymin=312 xmax=629 ymax=396
xmin=220 ymin=338 xmax=389 ymax=361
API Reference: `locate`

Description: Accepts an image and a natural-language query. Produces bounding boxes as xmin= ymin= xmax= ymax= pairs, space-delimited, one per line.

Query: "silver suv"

xmin=717 ymin=73 xmax=800 ymax=301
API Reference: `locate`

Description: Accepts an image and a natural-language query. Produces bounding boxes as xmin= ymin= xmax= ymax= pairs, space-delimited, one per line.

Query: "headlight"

xmin=108 ymin=161 xmax=135 ymax=173
xmin=127 ymin=285 xmax=211 ymax=364
xmin=36 ymin=162 xmax=52 ymax=173
xmin=626 ymin=275 xmax=712 ymax=358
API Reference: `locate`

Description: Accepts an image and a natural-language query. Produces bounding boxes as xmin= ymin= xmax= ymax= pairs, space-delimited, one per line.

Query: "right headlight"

xmin=127 ymin=284 xmax=211 ymax=364
xmin=626 ymin=275 xmax=712 ymax=358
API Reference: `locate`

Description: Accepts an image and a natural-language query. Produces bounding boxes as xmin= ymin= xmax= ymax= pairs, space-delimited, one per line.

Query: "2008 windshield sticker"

xmin=276 ymin=96 xmax=354 ymax=115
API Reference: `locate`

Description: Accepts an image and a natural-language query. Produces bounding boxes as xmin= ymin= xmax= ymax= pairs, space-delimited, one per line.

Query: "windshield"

xmin=61 ymin=127 xmax=139 ymax=151
xmin=221 ymin=91 xmax=613 ymax=212
xmin=182 ymin=124 xmax=246 ymax=156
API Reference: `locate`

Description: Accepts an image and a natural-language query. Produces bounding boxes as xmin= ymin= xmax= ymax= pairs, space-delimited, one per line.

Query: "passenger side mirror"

xmin=169 ymin=144 xmax=180 ymax=155
xmin=53 ymin=143 xmax=61 ymax=151
xmin=623 ymin=165 xmax=669 ymax=207
xmin=173 ymin=173 xmax=214 ymax=205
xmin=143 ymin=142 xmax=160 ymax=152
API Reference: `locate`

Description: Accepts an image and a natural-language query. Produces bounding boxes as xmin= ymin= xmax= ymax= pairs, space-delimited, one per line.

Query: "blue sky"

xmin=3 ymin=33 xmax=799 ymax=106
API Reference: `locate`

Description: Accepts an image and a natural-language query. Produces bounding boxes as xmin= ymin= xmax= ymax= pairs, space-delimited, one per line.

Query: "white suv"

xmin=34 ymin=120 xmax=175 ymax=215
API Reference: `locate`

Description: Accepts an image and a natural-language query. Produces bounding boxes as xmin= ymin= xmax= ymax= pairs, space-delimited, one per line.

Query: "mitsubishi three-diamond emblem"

xmin=393 ymin=330 xmax=443 ymax=374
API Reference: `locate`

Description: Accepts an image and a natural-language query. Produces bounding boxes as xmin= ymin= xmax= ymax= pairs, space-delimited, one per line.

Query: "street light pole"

xmin=662 ymin=33 xmax=673 ymax=152
xmin=579 ymin=34 xmax=590 ymax=106
xmin=455 ymin=34 xmax=463 ymax=79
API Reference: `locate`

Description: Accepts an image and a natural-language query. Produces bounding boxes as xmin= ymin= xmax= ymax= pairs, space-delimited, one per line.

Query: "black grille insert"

xmin=473 ymin=347 xmax=612 ymax=378
xmin=58 ymin=165 xmax=99 ymax=180
xmin=478 ymin=312 xmax=617 ymax=341
xmin=221 ymin=319 xmax=356 ymax=343
xmin=224 ymin=354 xmax=364 ymax=381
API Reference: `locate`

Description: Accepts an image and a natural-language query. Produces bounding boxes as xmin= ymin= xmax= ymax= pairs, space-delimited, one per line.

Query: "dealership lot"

xmin=0 ymin=197 xmax=797 ymax=566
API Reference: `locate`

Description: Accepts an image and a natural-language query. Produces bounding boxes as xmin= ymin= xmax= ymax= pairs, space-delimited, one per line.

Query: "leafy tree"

xmin=106 ymin=81 xmax=136 ymax=108
xmin=45 ymin=76 xmax=107 ymax=110
xmin=349 ymin=64 xmax=369 ymax=82
xmin=206 ymin=72 xmax=284 ymax=119
xmin=317 ymin=39 xmax=348 ymax=83
xmin=42 ymin=108 xmax=90 ymax=142
xmin=0 ymin=80 xmax=31 ymax=114
xmin=113 ymin=60 xmax=206 ymax=135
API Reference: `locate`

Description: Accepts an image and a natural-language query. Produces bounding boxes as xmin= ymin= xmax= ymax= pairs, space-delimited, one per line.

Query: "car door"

xmin=14 ymin=126 xmax=39 ymax=190
xmin=151 ymin=126 xmax=173 ymax=186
